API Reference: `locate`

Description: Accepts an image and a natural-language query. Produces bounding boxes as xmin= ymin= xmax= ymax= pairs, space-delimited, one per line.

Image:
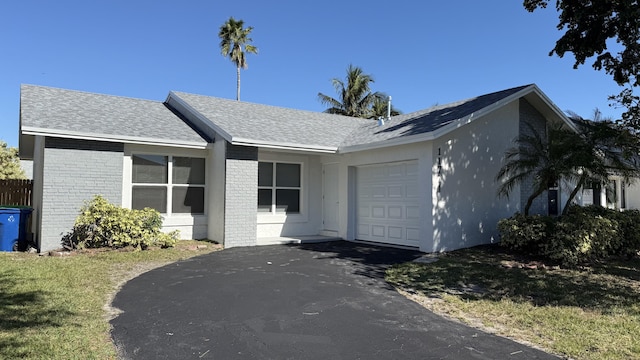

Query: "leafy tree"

xmin=0 ymin=141 xmax=26 ymax=180
xmin=565 ymin=110 xmax=640 ymax=207
xmin=524 ymin=1 xmax=640 ymax=129
xmin=218 ymin=17 xmax=258 ymax=101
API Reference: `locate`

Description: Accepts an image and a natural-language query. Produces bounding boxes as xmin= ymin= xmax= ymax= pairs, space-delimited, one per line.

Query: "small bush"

xmin=497 ymin=214 xmax=553 ymax=254
xmin=498 ymin=205 xmax=640 ymax=267
xmin=63 ymin=195 xmax=178 ymax=250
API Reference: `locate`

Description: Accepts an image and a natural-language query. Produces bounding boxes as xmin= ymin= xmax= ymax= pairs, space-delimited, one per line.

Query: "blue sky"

xmin=1 ymin=0 xmax=624 ymax=148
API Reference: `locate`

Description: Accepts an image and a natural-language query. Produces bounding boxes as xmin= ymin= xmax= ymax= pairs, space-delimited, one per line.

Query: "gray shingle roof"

xmin=340 ymin=85 xmax=534 ymax=149
xmin=168 ymin=91 xmax=370 ymax=151
xmin=20 ymin=84 xmax=208 ymax=147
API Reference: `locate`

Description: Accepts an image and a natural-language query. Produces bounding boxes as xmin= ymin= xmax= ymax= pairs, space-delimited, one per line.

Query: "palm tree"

xmin=496 ymin=123 xmax=580 ymax=215
xmin=218 ymin=17 xmax=258 ymax=101
xmin=317 ymin=65 xmax=378 ymax=118
xmin=368 ymin=93 xmax=402 ymax=120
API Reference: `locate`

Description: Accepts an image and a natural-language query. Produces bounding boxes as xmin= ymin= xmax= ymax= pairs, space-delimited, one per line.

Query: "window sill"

xmin=257 ymin=213 xmax=309 ymax=224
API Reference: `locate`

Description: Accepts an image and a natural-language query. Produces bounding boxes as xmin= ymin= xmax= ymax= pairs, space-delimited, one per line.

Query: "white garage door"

xmin=356 ymin=161 xmax=420 ymax=247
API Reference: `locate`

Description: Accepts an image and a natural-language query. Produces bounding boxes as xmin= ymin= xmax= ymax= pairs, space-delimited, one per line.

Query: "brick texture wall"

xmin=39 ymin=138 xmax=123 ymax=251
xmin=519 ymin=98 xmax=548 ymax=215
xmin=223 ymin=144 xmax=258 ymax=247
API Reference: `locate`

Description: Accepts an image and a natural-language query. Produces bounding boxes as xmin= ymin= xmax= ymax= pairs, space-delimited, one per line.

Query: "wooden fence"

xmin=0 ymin=179 xmax=33 ymax=207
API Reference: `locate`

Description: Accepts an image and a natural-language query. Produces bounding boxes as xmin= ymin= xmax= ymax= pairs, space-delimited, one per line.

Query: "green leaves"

xmin=317 ymin=64 xmax=401 ymax=118
xmin=63 ymin=195 xmax=178 ymax=250
xmin=524 ymin=0 xmax=640 ymax=130
xmin=0 ymin=141 xmax=26 ymax=180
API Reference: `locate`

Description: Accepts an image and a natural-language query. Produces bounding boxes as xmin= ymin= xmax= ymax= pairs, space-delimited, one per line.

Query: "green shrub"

xmin=549 ymin=207 xmax=620 ymax=266
xmin=498 ymin=205 xmax=639 ymax=267
xmin=62 ymin=195 xmax=178 ymax=250
xmin=497 ymin=213 xmax=553 ymax=254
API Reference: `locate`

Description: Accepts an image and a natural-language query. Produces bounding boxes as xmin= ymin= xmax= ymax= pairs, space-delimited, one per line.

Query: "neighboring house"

xmin=19 ymin=83 xmax=579 ymax=253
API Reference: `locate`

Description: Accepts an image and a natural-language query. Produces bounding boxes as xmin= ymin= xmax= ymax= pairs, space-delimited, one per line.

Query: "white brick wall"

xmin=223 ymin=145 xmax=258 ymax=247
xmin=39 ymin=138 xmax=123 ymax=251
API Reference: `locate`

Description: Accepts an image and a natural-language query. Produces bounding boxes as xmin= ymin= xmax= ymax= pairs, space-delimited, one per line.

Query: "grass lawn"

xmin=386 ymin=246 xmax=640 ymax=360
xmin=0 ymin=241 xmax=220 ymax=359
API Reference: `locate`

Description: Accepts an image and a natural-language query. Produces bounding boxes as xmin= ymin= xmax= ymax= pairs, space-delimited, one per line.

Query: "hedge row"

xmin=498 ymin=205 xmax=640 ymax=266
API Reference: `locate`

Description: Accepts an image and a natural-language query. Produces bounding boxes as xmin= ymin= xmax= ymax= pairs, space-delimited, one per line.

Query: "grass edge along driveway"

xmin=0 ymin=241 xmax=220 ymax=359
xmin=386 ymin=246 xmax=640 ymax=360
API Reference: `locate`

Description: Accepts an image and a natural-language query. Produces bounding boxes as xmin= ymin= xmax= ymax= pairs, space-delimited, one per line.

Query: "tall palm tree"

xmin=317 ymin=65 xmax=378 ymax=118
xmin=218 ymin=17 xmax=258 ymax=101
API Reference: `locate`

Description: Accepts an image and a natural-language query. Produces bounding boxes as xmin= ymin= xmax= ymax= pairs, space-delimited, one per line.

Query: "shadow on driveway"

xmin=110 ymin=241 xmax=558 ymax=359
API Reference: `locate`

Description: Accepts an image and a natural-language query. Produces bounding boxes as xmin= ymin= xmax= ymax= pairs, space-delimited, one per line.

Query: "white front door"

xmin=356 ymin=161 xmax=420 ymax=247
xmin=322 ymin=163 xmax=339 ymax=231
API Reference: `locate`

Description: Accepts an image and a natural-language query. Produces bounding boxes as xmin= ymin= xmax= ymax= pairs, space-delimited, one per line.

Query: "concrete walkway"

xmin=110 ymin=241 xmax=558 ymax=359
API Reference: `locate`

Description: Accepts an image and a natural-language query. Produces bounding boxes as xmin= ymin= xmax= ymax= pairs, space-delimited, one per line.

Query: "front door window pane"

xmin=132 ymin=155 xmax=167 ymax=183
xmin=132 ymin=186 xmax=167 ymax=212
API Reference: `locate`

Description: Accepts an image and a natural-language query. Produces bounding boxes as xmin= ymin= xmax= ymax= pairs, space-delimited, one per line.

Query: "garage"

xmin=356 ymin=161 xmax=420 ymax=247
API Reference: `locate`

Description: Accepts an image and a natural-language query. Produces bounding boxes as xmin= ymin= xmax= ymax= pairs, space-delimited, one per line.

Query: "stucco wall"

xmin=40 ymin=138 xmax=123 ymax=252
xmin=431 ymin=101 xmax=520 ymax=251
xmin=224 ymin=144 xmax=258 ymax=248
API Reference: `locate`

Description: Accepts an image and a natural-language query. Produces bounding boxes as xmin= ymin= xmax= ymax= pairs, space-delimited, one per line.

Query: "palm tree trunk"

xmin=562 ymin=175 xmax=587 ymax=215
xmin=524 ymin=187 xmax=547 ymax=216
xmin=236 ymin=66 xmax=241 ymax=101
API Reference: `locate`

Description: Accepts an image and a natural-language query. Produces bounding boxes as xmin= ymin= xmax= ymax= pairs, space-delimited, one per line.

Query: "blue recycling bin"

xmin=0 ymin=207 xmax=33 ymax=252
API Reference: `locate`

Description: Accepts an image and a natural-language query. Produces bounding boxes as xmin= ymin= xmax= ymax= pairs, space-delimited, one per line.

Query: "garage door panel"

xmin=371 ymin=225 xmax=385 ymax=237
xmin=388 ymin=185 xmax=404 ymax=198
xmin=356 ymin=161 xmax=420 ymax=247
xmin=371 ymin=206 xmax=385 ymax=218
xmin=388 ymin=226 xmax=403 ymax=239
xmin=388 ymin=206 xmax=402 ymax=219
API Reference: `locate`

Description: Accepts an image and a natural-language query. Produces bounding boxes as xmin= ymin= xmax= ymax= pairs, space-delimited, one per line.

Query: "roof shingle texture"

xmin=340 ymin=85 xmax=532 ymax=148
xmin=20 ymin=85 xmax=208 ymax=145
xmin=171 ymin=91 xmax=370 ymax=149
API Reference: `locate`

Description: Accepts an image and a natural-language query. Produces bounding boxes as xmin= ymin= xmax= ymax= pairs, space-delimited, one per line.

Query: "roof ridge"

xmin=21 ymin=84 xmax=163 ymax=104
xmin=170 ymin=90 xmax=371 ymax=124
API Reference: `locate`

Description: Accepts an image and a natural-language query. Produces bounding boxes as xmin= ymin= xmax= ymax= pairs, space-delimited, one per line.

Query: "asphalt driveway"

xmin=110 ymin=241 xmax=558 ymax=359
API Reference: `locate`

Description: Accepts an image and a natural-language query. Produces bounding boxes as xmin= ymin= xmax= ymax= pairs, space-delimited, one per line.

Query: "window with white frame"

xmin=258 ymin=161 xmax=301 ymax=214
xmin=131 ymin=155 xmax=205 ymax=214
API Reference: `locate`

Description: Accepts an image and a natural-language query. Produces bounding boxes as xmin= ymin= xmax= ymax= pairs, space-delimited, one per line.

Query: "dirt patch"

xmin=103 ymin=261 xmax=172 ymax=321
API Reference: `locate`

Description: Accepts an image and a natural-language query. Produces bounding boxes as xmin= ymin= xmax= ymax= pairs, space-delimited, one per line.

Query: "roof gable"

xmin=339 ymin=85 xmax=535 ymax=151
